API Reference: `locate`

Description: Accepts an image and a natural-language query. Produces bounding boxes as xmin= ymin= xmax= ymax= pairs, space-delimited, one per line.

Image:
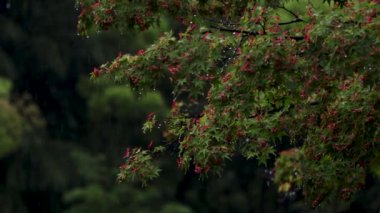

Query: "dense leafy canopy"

xmin=78 ymin=0 xmax=380 ymax=207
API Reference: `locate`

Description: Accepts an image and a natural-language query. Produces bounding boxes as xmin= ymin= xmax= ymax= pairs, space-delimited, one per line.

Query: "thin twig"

xmin=210 ymin=25 xmax=304 ymax=41
xmin=210 ymin=25 xmax=259 ymax=36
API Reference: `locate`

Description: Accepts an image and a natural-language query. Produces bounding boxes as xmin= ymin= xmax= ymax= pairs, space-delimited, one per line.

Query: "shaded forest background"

xmin=0 ymin=0 xmax=380 ymax=212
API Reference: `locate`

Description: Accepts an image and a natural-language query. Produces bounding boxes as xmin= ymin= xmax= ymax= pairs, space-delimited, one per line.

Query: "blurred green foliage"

xmin=0 ymin=78 xmax=23 ymax=158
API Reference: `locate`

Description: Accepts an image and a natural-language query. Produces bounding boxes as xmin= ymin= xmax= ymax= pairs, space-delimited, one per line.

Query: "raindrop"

xmin=245 ymin=138 xmax=250 ymax=142
xmin=6 ymin=2 xmax=11 ymax=9
xmin=285 ymin=191 xmax=297 ymax=200
xmin=86 ymin=35 xmax=90 ymax=39
xmin=266 ymin=181 xmax=270 ymax=186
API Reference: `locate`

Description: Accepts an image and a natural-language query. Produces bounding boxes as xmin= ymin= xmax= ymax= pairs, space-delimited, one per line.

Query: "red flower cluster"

xmin=137 ymin=49 xmax=145 ymax=56
xmin=92 ymin=67 xmax=100 ymax=77
xmin=123 ymin=148 xmax=130 ymax=158
xmin=168 ymin=65 xmax=180 ymax=75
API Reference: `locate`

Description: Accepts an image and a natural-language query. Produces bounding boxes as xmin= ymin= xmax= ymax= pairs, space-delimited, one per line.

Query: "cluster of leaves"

xmin=0 ymin=78 xmax=23 ymax=158
xmin=78 ymin=0 xmax=380 ymax=207
xmin=117 ymin=146 xmax=164 ymax=186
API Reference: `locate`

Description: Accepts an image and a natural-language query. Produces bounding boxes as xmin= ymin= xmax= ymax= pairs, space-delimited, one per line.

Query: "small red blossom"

xmin=181 ymin=52 xmax=188 ymax=58
xmin=307 ymin=7 xmax=314 ymax=18
xmin=340 ymin=82 xmax=350 ymax=90
xmin=300 ymin=90 xmax=307 ymax=99
xmin=366 ymin=116 xmax=375 ymax=123
xmin=188 ymin=23 xmax=197 ymax=32
xmin=160 ymin=1 xmax=169 ymax=9
xmin=129 ymin=76 xmax=140 ymax=85
xmin=304 ymin=24 xmax=313 ymax=43
xmin=171 ymin=100 xmax=177 ymax=109
xmin=240 ymin=59 xmax=254 ymax=73
xmin=178 ymin=32 xmax=184 ymax=39
xmin=218 ymin=91 xmax=226 ymax=100
xmin=327 ymin=123 xmax=337 ymax=131
xmin=119 ymin=163 xmax=128 ymax=169
xmin=176 ymin=158 xmax=184 ymax=168
xmin=276 ymin=36 xmax=284 ymax=44
xmin=222 ymin=72 xmax=232 ymax=83
xmin=91 ymin=1 xmax=101 ymax=9
xmin=147 ymin=140 xmax=154 ymax=149
xmin=92 ymin=67 xmax=100 ymax=77
xmin=199 ymin=125 xmax=210 ymax=132
xmin=177 ymin=17 xmax=186 ymax=25
xmin=78 ymin=7 xmax=90 ymax=19
xmin=168 ymin=65 xmax=180 ymax=75
xmin=123 ymin=148 xmax=130 ymax=158
xmin=320 ymin=135 xmax=327 ymax=143
xmin=367 ymin=16 xmax=373 ymax=23
xmin=333 ymin=143 xmax=349 ymax=151
xmin=173 ymin=0 xmax=181 ymax=7
xmin=328 ymin=110 xmax=338 ymax=117
xmin=199 ymin=74 xmax=214 ymax=81
xmin=312 ymin=198 xmax=321 ymax=208
xmin=268 ymin=24 xmax=280 ymax=33
xmin=194 ymin=165 xmax=202 ymax=174
xmin=201 ymin=32 xmax=210 ymax=41
xmin=147 ymin=65 xmax=161 ymax=72
xmin=147 ymin=112 xmax=155 ymax=121
xmin=236 ymin=47 xmax=242 ymax=55
xmin=259 ymin=140 xmax=268 ymax=148
xmin=137 ymin=49 xmax=145 ymax=56
xmin=104 ymin=9 xmax=114 ymax=15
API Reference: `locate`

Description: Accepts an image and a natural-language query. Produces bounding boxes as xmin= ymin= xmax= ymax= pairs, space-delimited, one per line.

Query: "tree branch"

xmin=210 ymin=25 xmax=259 ymax=36
xmin=210 ymin=25 xmax=304 ymax=41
